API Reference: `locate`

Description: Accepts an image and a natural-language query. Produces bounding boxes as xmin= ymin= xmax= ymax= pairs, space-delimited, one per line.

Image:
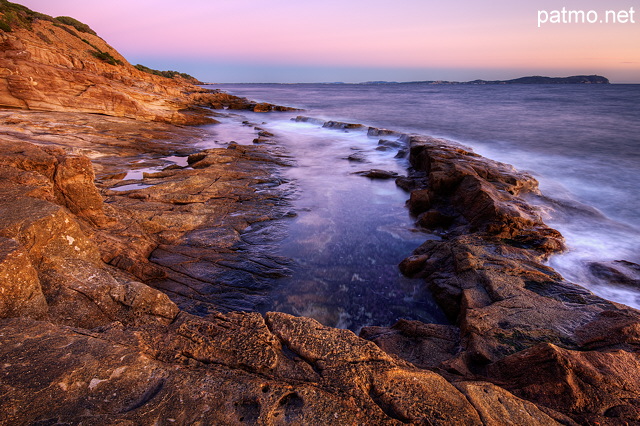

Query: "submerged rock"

xmin=588 ymin=260 xmax=640 ymax=289
xmin=345 ymin=152 xmax=367 ymax=162
xmin=323 ymin=120 xmax=364 ymax=130
xmin=353 ymin=169 xmax=399 ymax=179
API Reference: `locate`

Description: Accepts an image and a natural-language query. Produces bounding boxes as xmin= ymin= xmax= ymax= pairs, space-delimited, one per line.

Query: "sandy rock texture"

xmin=0 ymin=8 xmax=292 ymax=125
xmin=0 ymin=114 xmax=569 ymax=425
xmin=362 ymin=134 xmax=640 ymax=425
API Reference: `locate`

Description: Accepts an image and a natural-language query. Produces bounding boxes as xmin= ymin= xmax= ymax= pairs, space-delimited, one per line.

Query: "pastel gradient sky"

xmin=16 ymin=0 xmax=640 ymax=83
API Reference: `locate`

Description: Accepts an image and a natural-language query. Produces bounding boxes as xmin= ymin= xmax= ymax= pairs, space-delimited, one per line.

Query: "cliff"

xmin=0 ymin=1 xmax=291 ymax=124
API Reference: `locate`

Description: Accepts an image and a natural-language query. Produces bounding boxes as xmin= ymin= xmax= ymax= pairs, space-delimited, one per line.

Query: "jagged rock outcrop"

xmin=192 ymin=91 xmax=298 ymax=112
xmin=0 ymin=123 xmax=576 ymax=425
xmin=361 ymin=134 xmax=640 ymax=424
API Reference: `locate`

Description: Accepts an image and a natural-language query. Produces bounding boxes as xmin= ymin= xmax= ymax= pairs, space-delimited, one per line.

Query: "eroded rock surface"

xmin=0 ymin=9 xmax=292 ymax=125
xmin=361 ymin=134 xmax=640 ymax=424
xmin=0 ymin=113 xmax=573 ymax=425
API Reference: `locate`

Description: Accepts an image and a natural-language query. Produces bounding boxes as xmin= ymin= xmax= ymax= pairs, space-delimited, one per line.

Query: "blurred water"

xmin=213 ymin=83 xmax=640 ymax=310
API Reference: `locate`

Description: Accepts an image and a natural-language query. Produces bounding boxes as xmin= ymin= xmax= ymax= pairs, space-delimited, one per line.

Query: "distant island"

xmin=362 ymin=75 xmax=610 ymax=85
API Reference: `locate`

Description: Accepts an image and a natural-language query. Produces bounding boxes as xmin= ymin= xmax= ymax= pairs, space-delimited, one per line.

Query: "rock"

xmin=0 ymin=138 xmax=181 ymax=328
xmin=408 ymin=188 xmax=431 ymax=213
xmin=394 ymin=148 xmax=407 ymax=158
xmin=292 ymin=115 xmax=325 ymax=125
xmin=377 ymin=139 xmax=404 ymax=149
xmin=266 ymin=312 xmax=393 ymax=365
xmin=0 ymin=313 xmax=491 ymax=425
xmin=53 ymin=155 xmax=111 ymax=226
xmin=588 ymin=260 xmax=640 ymax=288
xmin=323 ymin=120 xmax=364 ymax=130
xmin=416 ymin=209 xmax=455 ymax=229
xmin=368 ymin=368 xmax=483 ymax=424
xmin=0 ymin=24 xmax=214 ymax=125
xmin=403 ymin=134 xmax=562 ymax=249
xmin=0 ymin=316 xmax=369 ymax=425
xmin=488 ymin=343 xmax=640 ymax=425
xmin=455 ymin=381 xmax=565 ymax=425
xmin=353 ymin=169 xmax=399 ymax=179
xmin=345 ymin=152 xmax=367 ymax=162
xmin=0 ymin=237 xmax=47 ymax=319
xmin=257 ymin=129 xmax=275 ymax=138
xmin=390 ymin=132 xmax=640 ymax=424
xmin=368 ymin=127 xmax=400 ymax=137
xmin=191 ymin=93 xmax=296 ymax=113
xmin=360 ymin=319 xmax=460 ymax=369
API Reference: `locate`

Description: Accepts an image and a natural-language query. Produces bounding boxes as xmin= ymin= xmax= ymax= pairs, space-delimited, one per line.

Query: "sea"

xmin=206 ymin=82 xmax=640 ymax=329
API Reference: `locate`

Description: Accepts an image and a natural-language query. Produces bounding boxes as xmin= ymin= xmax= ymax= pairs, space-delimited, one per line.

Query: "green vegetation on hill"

xmin=0 ymin=1 xmax=122 ymax=66
xmin=54 ymin=15 xmax=96 ymax=35
xmin=134 ymin=64 xmax=200 ymax=83
xmin=0 ymin=0 xmax=54 ymax=31
xmin=0 ymin=1 xmax=96 ymax=36
xmin=90 ymin=50 xmax=123 ymax=66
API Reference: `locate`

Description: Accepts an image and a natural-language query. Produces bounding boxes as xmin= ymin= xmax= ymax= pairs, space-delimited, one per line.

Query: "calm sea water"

xmin=212 ymin=83 xmax=640 ymax=312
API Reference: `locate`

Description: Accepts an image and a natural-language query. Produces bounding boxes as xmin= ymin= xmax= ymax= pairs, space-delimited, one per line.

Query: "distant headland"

xmin=361 ymin=75 xmax=610 ymax=85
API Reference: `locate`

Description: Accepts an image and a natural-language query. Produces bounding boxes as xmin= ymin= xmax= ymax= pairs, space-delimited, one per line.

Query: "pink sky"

xmin=15 ymin=0 xmax=640 ymax=83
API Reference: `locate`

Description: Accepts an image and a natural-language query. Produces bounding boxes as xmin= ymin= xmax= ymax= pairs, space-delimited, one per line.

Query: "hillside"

xmin=0 ymin=1 xmax=294 ymax=123
xmin=0 ymin=1 xmax=217 ymax=124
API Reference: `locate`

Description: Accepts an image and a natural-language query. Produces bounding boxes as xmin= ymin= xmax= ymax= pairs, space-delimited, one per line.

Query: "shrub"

xmin=90 ymin=50 xmax=123 ymax=66
xmin=36 ymin=31 xmax=52 ymax=44
xmin=134 ymin=64 xmax=199 ymax=82
xmin=0 ymin=19 xmax=11 ymax=32
xmin=53 ymin=22 xmax=79 ymax=38
xmin=55 ymin=16 xmax=96 ymax=35
xmin=0 ymin=0 xmax=54 ymax=31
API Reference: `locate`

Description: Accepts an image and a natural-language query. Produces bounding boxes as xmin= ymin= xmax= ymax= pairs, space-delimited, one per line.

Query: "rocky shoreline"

xmin=2 ymin=109 xmax=640 ymax=425
xmin=2 ymin=4 xmax=640 ymax=424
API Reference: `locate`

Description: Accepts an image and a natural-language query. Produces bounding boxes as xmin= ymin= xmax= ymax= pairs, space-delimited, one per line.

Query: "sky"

xmin=15 ymin=0 xmax=640 ymax=83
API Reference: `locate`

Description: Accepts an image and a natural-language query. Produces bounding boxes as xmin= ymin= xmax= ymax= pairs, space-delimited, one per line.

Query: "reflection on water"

xmin=250 ymin=119 xmax=447 ymax=331
xmin=216 ymin=83 xmax=640 ymax=311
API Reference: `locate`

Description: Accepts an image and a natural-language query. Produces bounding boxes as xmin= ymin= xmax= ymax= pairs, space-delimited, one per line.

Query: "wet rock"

xmin=377 ymin=138 xmax=404 ymax=149
xmin=353 ymin=169 xmax=399 ymax=179
xmin=323 ymin=120 xmax=364 ymax=130
xmin=345 ymin=152 xmax=367 ymax=162
xmin=416 ymin=209 xmax=455 ymax=229
xmin=292 ymin=115 xmax=325 ymax=125
xmin=394 ymin=148 xmax=408 ymax=158
xmin=257 ymin=130 xmax=275 ymax=138
xmin=192 ymin=93 xmax=296 ymax=113
xmin=408 ymin=188 xmax=432 ymax=214
xmin=588 ymin=260 xmax=640 ymax=288
xmin=403 ymin=134 xmax=562 ymax=250
xmin=368 ymin=127 xmax=401 ymax=137
xmin=389 ymin=132 xmax=640 ymax=424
